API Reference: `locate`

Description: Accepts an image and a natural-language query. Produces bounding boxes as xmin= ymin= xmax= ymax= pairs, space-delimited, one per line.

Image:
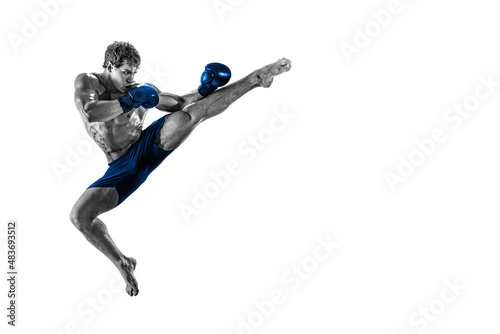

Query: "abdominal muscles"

xmin=88 ymin=114 xmax=143 ymax=154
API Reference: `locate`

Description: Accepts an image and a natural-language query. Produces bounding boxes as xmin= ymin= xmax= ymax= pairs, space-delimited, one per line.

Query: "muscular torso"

xmin=82 ymin=73 xmax=147 ymax=163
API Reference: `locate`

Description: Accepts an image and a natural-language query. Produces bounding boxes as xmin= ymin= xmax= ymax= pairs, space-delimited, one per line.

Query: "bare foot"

xmin=117 ymin=257 xmax=138 ymax=296
xmin=254 ymin=58 xmax=292 ymax=88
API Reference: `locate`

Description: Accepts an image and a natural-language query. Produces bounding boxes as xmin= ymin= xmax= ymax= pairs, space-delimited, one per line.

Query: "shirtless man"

xmin=70 ymin=41 xmax=292 ymax=296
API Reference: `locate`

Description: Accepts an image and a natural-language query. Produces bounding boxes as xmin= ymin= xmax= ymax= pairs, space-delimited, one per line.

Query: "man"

xmin=70 ymin=41 xmax=292 ymax=296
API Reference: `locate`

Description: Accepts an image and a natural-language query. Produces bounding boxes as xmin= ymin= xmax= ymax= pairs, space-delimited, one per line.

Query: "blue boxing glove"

xmin=198 ymin=63 xmax=231 ymax=97
xmin=118 ymin=83 xmax=159 ymax=113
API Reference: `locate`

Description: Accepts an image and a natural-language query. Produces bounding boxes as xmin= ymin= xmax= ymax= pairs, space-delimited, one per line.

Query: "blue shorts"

xmin=88 ymin=116 xmax=173 ymax=206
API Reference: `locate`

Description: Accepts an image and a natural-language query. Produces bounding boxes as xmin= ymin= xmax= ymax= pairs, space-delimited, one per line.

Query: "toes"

xmin=279 ymin=58 xmax=291 ymax=67
xmin=126 ymin=284 xmax=139 ymax=296
xmin=275 ymin=58 xmax=291 ymax=74
xmin=282 ymin=60 xmax=291 ymax=72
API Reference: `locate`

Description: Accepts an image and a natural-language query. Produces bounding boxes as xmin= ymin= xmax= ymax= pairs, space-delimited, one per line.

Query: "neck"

xmin=100 ymin=70 xmax=116 ymax=92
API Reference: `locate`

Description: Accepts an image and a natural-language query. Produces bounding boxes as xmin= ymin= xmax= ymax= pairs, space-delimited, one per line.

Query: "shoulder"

xmin=74 ymin=73 xmax=99 ymax=90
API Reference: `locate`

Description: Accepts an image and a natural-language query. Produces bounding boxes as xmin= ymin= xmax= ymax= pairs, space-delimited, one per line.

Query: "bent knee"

xmin=69 ymin=210 xmax=82 ymax=230
xmin=69 ymin=208 xmax=90 ymax=232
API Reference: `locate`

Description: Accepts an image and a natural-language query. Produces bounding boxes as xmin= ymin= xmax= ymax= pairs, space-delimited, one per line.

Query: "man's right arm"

xmin=74 ymin=73 xmax=124 ymax=122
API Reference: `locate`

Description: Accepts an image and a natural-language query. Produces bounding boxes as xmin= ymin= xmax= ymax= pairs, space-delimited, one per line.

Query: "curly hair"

xmin=102 ymin=41 xmax=141 ymax=69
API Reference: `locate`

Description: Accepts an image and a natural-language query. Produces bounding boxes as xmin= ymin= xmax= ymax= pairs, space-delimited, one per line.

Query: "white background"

xmin=1 ymin=0 xmax=500 ymax=333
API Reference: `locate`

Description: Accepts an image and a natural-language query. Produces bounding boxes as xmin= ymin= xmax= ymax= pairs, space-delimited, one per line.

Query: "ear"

xmin=107 ymin=62 xmax=113 ymax=72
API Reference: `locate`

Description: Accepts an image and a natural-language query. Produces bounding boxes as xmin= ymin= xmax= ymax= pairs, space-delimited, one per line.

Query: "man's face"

xmin=109 ymin=62 xmax=138 ymax=92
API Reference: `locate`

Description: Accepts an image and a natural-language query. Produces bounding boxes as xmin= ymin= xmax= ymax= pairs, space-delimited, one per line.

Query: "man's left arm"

xmin=149 ymin=63 xmax=231 ymax=112
xmin=149 ymin=84 xmax=201 ymax=113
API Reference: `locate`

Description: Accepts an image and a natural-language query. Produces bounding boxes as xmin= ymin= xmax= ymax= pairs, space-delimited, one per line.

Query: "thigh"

xmin=71 ymin=187 xmax=119 ymax=219
xmin=156 ymin=110 xmax=199 ymax=151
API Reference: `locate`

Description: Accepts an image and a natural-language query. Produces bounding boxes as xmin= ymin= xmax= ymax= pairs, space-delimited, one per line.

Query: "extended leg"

xmin=157 ymin=58 xmax=292 ymax=150
xmin=70 ymin=187 xmax=139 ymax=296
xmin=190 ymin=58 xmax=292 ymax=121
